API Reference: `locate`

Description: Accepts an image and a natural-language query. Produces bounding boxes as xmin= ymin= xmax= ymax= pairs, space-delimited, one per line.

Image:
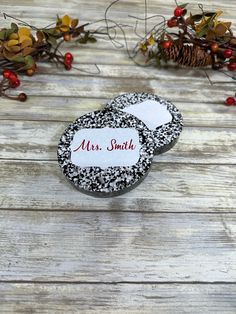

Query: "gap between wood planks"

xmin=1 ymin=280 xmax=236 ymax=285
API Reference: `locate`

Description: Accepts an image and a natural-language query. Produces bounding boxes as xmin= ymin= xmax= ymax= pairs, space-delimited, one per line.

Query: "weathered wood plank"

xmin=0 ymin=0 xmax=235 ymax=22
xmin=0 ymin=211 xmax=235 ymax=281
xmin=1 ymin=283 xmax=236 ymax=314
xmin=0 ymin=120 xmax=236 ymax=163
xmin=0 ymin=96 xmax=235 ymax=127
xmin=0 ymin=161 xmax=235 ymax=212
xmin=2 ymin=74 xmax=234 ymax=102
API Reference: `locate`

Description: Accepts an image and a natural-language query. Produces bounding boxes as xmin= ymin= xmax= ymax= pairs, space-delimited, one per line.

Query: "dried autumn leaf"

xmin=3 ymin=48 xmax=16 ymax=60
xmin=230 ymin=38 xmax=236 ymax=45
xmin=71 ymin=18 xmax=79 ymax=28
xmin=19 ymin=35 xmax=32 ymax=44
xmin=214 ymin=23 xmax=228 ymax=37
xmin=62 ymin=15 xmax=70 ymax=26
xmin=205 ymin=29 xmax=216 ymax=41
xmin=11 ymin=23 xmax=18 ymax=32
xmin=139 ymin=42 xmax=147 ymax=52
xmin=7 ymin=39 xmax=19 ymax=47
xmin=22 ymin=46 xmax=35 ymax=56
xmin=21 ymin=38 xmax=33 ymax=49
xmin=18 ymin=27 xmax=31 ymax=37
xmin=47 ymin=35 xmax=57 ymax=46
xmin=0 ymin=29 xmax=6 ymax=40
xmin=147 ymin=35 xmax=155 ymax=45
xmin=36 ymin=30 xmax=44 ymax=43
xmin=59 ymin=25 xmax=69 ymax=32
xmin=11 ymin=55 xmax=25 ymax=63
xmin=9 ymin=33 xmax=18 ymax=40
xmin=3 ymin=42 xmax=11 ymax=51
xmin=9 ymin=45 xmax=21 ymax=52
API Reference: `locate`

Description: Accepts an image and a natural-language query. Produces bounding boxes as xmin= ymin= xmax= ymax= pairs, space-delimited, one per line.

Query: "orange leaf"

xmin=62 ymin=15 xmax=70 ymax=26
xmin=21 ymin=38 xmax=33 ymax=49
xmin=18 ymin=35 xmax=32 ymax=44
xmin=18 ymin=27 xmax=31 ymax=37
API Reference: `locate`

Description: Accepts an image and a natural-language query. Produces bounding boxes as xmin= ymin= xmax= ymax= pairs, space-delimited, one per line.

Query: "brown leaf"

xmin=3 ymin=48 xmax=16 ymax=60
xmin=71 ymin=19 xmax=79 ymax=28
xmin=8 ymin=45 xmax=21 ymax=52
xmin=205 ymin=29 xmax=216 ymax=41
xmin=22 ymin=46 xmax=35 ymax=56
xmin=36 ymin=30 xmax=44 ymax=43
xmin=215 ymin=23 xmax=228 ymax=37
xmin=224 ymin=22 xmax=232 ymax=29
xmin=3 ymin=42 xmax=11 ymax=51
xmin=230 ymin=38 xmax=236 ymax=45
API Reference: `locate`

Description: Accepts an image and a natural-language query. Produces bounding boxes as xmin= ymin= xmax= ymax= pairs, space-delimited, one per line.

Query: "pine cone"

xmin=164 ymin=43 xmax=212 ymax=67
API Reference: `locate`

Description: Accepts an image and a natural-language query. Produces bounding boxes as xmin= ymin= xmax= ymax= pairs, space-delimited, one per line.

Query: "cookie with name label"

xmin=106 ymin=92 xmax=183 ymax=154
xmin=57 ymin=108 xmax=155 ymax=197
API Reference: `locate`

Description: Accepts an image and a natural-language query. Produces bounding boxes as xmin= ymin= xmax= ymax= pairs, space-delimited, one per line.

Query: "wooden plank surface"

xmin=0 ymin=0 xmax=235 ymax=312
xmin=1 ymin=121 xmax=236 ymax=163
xmin=0 ymin=161 xmax=235 ymax=212
xmin=1 ymin=283 xmax=236 ymax=314
xmin=0 ymin=211 xmax=235 ymax=282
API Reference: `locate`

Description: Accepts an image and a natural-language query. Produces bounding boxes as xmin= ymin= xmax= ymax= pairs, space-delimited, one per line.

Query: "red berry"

xmin=10 ymin=78 xmax=20 ymax=88
xmin=64 ymin=62 xmax=72 ymax=70
xmin=18 ymin=93 xmax=27 ymax=102
xmin=174 ymin=7 xmax=183 ymax=17
xmin=64 ymin=52 xmax=73 ymax=62
xmin=227 ymin=63 xmax=236 ymax=71
xmin=223 ymin=49 xmax=233 ymax=59
xmin=9 ymin=72 xmax=17 ymax=82
xmin=2 ymin=69 xmax=12 ymax=79
xmin=167 ymin=18 xmax=177 ymax=28
xmin=162 ymin=41 xmax=172 ymax=49
xmin=225 ymin=97 xmax=235 ymax=106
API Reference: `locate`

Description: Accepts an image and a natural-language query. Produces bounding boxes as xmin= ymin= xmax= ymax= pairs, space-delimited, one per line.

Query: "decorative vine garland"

xmin=135 ymin=3 xmax=236 ymax=106
xmin=0 ymin=14 xmax=97 ymax=101
xmin=0 ymin=2 xmax=235 ymax=106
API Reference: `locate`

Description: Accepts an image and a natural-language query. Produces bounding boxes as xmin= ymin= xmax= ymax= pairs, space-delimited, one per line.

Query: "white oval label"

xmin=70 ymin=127 xmax=141 ymax=168
xmin=121 ymin=99 xmax=172 ymax=130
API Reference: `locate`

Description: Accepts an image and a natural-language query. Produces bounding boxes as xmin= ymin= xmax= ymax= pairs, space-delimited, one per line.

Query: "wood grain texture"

xmin=0 ymin=161 xmax=235 ymax=212
xmin=0 ymin=0 xmax=235 ymax=312
xmin=1 ymin=121 xmax=236 ymax=163
xmin=0 ymin=96 xmax=235 ymax=127
xmin=1 ymin=283 xmax=236 ymax=314
xmin=0 ymin=211 xmax=235 ymax=282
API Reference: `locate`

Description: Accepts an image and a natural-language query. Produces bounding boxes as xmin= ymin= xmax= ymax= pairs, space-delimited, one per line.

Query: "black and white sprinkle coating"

xmin=57 ymin=108 xmax=155 ymax=197
xmin=106 ymin=92 xmax=183 ymax=154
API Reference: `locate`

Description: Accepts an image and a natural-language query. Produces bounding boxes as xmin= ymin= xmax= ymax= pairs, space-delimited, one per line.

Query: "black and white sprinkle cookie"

xmin=57 ymin=108 xmax=155 ymax=197
xmin=106 ymin=92 xmax=183 ymax=154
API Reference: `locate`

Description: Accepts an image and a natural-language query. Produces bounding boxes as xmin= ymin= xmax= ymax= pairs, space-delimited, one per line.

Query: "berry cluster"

xmin=164 ymin=6 xmax=236 ymax=107
xmin=64 ymin=52 xmax=73 ymax=70
xmin=1 ymin=70 xmax=27 ymax=102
